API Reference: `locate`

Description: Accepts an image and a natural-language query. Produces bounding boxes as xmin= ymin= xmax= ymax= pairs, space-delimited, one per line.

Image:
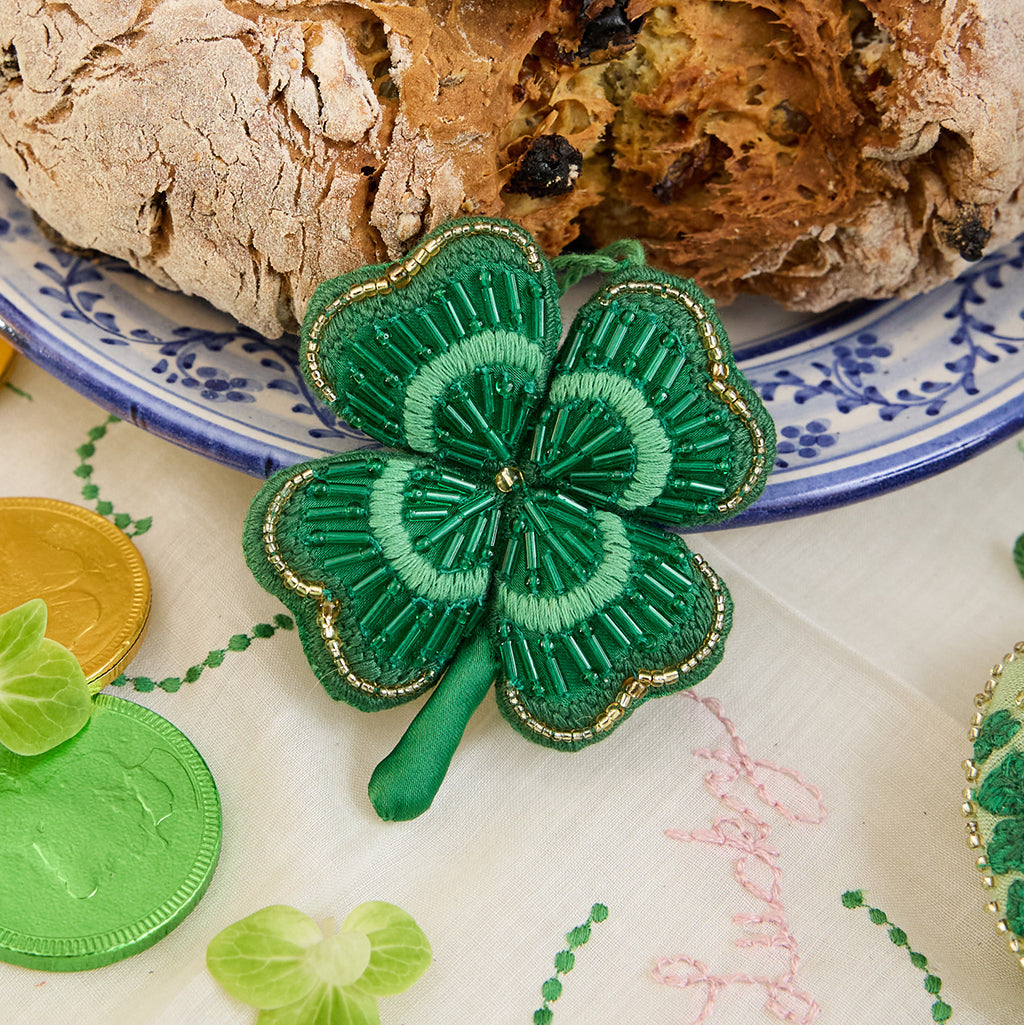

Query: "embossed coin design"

xmin=0 ymin=693 xmax=222 ymax=971
xmin=0 ymin=498 xmax=150 ymax=690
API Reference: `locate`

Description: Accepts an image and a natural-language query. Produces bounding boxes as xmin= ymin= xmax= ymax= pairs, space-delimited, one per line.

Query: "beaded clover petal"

xmin=243 ymin=217 xmax=774 ymax=820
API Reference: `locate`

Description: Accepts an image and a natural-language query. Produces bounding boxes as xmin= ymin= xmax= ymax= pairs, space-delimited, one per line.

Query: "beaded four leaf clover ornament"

xmin=243 ymin=217 xmax=775 ymax=820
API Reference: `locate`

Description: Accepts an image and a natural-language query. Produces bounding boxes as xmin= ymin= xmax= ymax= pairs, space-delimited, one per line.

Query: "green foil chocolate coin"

xmin=0 ymin=694 xmax=221 ymax=971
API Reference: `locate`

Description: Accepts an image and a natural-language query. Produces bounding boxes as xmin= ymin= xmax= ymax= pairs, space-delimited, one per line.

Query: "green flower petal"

xmin=206 ymin=905 xmax=327 ymax=1010
xmin=342 ymin=902 xmax=432 ymax=997
xmin=256 ymin=982 xmax=381 ymax=1025
xmin=0 ymin=600 xmax=91 ymax=756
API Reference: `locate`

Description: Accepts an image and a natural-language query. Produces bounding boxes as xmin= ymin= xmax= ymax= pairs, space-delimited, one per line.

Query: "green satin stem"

xmin=368 ymin=631 xmax=498 ymax=820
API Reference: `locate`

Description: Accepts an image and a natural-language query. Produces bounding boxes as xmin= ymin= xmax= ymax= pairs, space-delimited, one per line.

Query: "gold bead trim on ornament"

xmin=597 ymin=279 xmax=768 ymax=515
xmin=963 ymin=640 xmax=1024 ymax=969
xmin=261 ymin=466 xmax=436 ymax=701
xmin=304 ymin=221 xmax=544 ymax=403
xmin=503 ymin=554 xmax=725 ymax=744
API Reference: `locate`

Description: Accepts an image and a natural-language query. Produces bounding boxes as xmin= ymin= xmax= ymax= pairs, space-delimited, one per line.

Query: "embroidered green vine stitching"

xmin=533 ymin=903 xmax=608 ymax=1025
xmin=75 ymin=415 xmax=152 ymax=536
xmin=841 ymin=891 xmax=952 ymax=1022
xmin=4 ymin=381 xmax=32 ymax=399
xmin=1013 ymin=533 xmax=1024 ymax=582
xmin=109 ymin=614 xmax=295 ymax=692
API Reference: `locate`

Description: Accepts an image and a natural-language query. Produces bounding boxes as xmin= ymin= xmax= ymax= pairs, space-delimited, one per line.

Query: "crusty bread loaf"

xmin=0 ymin=0 xmax=1021 ymax=337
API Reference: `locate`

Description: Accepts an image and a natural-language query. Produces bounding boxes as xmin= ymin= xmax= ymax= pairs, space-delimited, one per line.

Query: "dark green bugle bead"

xmin=541 ymin=551 xmax=567 ymax=594
xmin=393 ymin=609 xmax=432 ymax=662
xmin=479 ymin=268 xmax=500 ymax=328
xmin=623 ymin=315 xmax=659 ymax=373
xmin=479 ymin=365 xmax=496 ymax=419
xmin=309 ymin=528 xmax=372 ymax=546
xmin=499 ymin=623 xmax=520 ymax=684
xmin=597 ymin=610 xmax=630 ymax=650
xmin=373 ymin=326 xmax=417 ymax=373
xmin=648 ymin=558 xmax=694 ymax=592
xmin=608 ymin=603 xmax=646 ymax=645
xmin=589 ymin=446 xmax=634 ymax=469
xmin=499 ymin=266 xmax=523 ymax=326
xmin=539 ymin=637 xmax=569 ymax=696
xmin=449 ymin=280 xmax=480 ymax=329
xmin=582 ymin=627 xmax=613 ymax=673
xmin=603 ymin=310 xmax=634 ymax=362
xmin=362 ymin=581 xmax=404 ymax=635
xmin=322 ymin=548 xmax=379 ymax=572
xmin=514 ymin=634 xmax=544 ymax=696
xmin=563 ymin=632 xmax=594 ymax=676
xmin=526 ymin=281 xmax=545 ymax=340
xmin=437 ymin=294 xmax=467 ymax=339
xmin=438 ymin=532 xmax=467 ymax=571
xmin=415 ymin=309 xmax=449 ymax=351
xmin=389 ymin=316 xmax=434 ymax=358
xmin=379 ymin=601 xmax=417 ymax=644
xmin=636 ymin=345 xmax=669 ymax=386
xmin=350 ymin=564 xmax=390 ymax=598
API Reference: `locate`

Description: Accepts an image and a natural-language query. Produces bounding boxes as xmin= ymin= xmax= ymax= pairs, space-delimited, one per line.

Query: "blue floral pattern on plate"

xmin=0 ymin=176 xmax=1022 ymax=525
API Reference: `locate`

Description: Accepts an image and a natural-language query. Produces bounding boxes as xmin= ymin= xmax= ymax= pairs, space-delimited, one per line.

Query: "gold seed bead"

xmin=971 ymin=711 xmax=985 ymax=727
xmin=986 ymin=901 xmax=1000 ymax=914
xmin=983 ymin=876 xmax=996 ymax=888
xmin=1010 ymin=937 xmax=1021 ymax=953
xmin=962 ymin=801 xmax=975 ymax=817
xmin=997 ymin=919 xmax=1010 ymax=934
xmin=968 ymin=727 xmax=981 ymax=741
xmin=969 ymin=834 xmax=982 ymax=848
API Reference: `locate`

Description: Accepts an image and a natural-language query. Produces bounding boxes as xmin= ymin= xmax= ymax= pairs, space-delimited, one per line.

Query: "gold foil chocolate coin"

xmin=0 ymin=497 xmax=150 ymax=690
xmin=0 ymin=336 xmax=15 ymax=386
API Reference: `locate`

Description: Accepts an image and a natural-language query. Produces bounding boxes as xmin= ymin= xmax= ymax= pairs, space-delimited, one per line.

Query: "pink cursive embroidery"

xmin=654 ymin=693 xmax=826 ymax=1025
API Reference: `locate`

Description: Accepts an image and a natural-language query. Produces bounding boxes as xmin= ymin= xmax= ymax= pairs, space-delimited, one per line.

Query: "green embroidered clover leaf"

xmin=976 ymin=742 xmax=1024 ymax=933
xmin=973 ymin=708 xmax=1022 ymax=764
xmin=0 ymin=598 xmax=92 ymax=755
xmin=207 ymin=902 xmax=431 ymax=1025
xmin=243 ymin=216 xmax=774 ymax=820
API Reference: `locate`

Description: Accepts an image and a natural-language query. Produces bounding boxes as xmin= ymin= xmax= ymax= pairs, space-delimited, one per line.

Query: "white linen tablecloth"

xmin=3 ymin=354 xmax=1024 ymax=1024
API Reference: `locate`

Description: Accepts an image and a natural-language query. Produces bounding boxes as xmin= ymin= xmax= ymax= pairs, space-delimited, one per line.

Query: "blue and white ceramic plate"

xmin=1 ymin=176 xmax=1022 ymax=526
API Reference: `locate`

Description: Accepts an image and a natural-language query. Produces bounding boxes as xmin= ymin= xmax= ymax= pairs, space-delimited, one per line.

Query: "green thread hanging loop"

xmin=550 ymin=240 xmax=648 ymax=295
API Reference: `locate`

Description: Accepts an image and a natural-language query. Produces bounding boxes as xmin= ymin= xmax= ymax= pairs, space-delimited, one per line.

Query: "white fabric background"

xmin=3 ymin=355 xmax=1024 ymax=1024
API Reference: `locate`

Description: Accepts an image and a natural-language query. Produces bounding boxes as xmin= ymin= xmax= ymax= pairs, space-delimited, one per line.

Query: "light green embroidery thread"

xmin=403 ymin=330 xmax=546 ymax=453
xmin=498 ymin=509 xmax=631 ymax=634
xmin=546 ymin=370 xmax=672 ymax=508
xmin=533 ymin=903 xmax=608 ymax=1025
xmin=4 ymin=381 xmax=32 ymax=400
xmin=841 ymin=891 xmax=952 ymax=1022
xmin=368 ymin=460 xmax=493 ymax=604
xmin=110 ymin=614 xmax=295 ymax=693
xmin=75 ymin=415 xmax=152 ymax=537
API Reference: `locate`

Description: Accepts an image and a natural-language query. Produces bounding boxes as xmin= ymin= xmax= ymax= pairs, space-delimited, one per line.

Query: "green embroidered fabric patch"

xmin=242 ymin=216 xmax=775 ymax=820
xmin=963 ymin=643 xmax=1024 ymax=966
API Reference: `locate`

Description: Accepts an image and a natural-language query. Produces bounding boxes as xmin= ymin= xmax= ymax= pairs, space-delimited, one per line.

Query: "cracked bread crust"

xmin=0 ymin=0 xmax=1021 ymax=337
